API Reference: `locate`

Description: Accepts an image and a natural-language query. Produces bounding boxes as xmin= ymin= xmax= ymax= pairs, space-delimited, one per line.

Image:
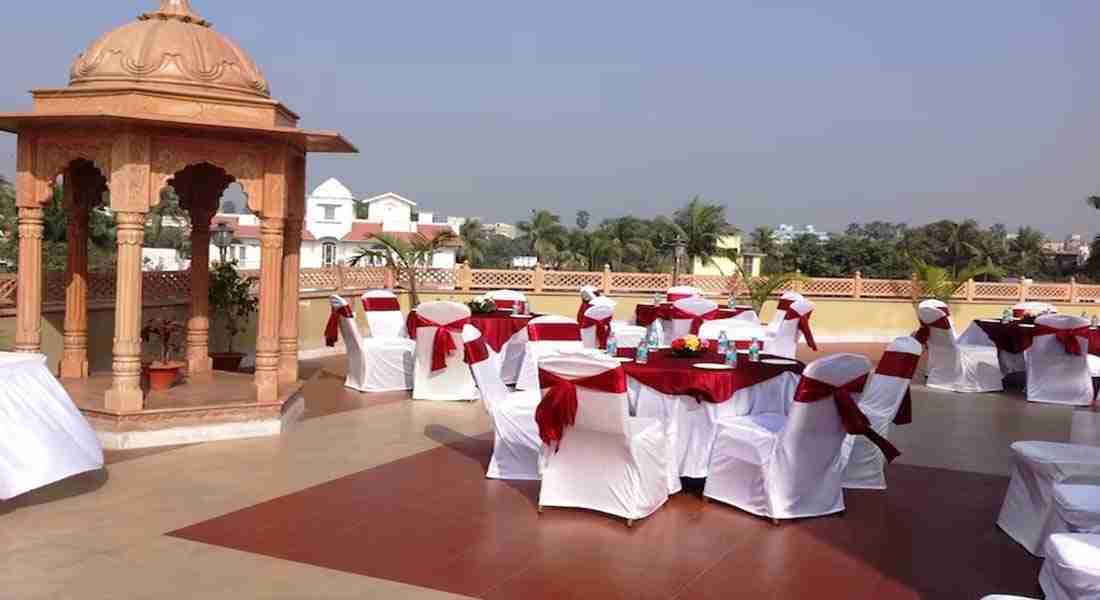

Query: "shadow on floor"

xmin=0 ymin=467 xmax=109 ymax=516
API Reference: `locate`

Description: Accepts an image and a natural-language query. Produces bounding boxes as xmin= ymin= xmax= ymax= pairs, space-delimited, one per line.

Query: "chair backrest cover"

xmin=464 ymin=325 xmax=507 ymax=414
xmin=918 ymin=305 xmax=959 ymax=370
xmin=526 ymin=315 xmax=585 ymax=353
xmin=329 ymin=295 xmax=364 ymax=354
xmin=669 ymin=296 xmax=719 ymax=339
xmin=413 ymin=301 xmax=472 ymax=369
xmin=590 ymin=295 xmax=616 ymax=308
xmin=539 ymin=352 xmax=629 ymax=438
xmin=774 ymin=354 xmax=871 ymax=509
xmin=698 ymin=318 xmax=759 ymax=341
xmin=579 ymin=285 xmax=600 ymax=302
xmin=768 ymin=291 xmax=806 ymax=334
xmin=488 ymin=289 xmax=527 ymax=310
xmin=361 ymin=289 xmax=407 ymax=339
xmin=770 ymin=298 xmax=815 ymax=359
xmin=1013 ymin=301 xmax=1055 ymax=318
xmin=863 ymin=336 xmax=922 ymax=425
xmin=580 ymin=304 xmax=615 ymax=349
xmin=666 ymin=285 xmax=703 ymax=302
xmin=1027 ymin=314 xmax=1091 ymax=403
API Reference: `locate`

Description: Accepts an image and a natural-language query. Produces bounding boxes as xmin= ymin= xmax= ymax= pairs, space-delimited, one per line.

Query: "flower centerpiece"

xmin=467 ymin=294 xmax=498 ymax=315
xmin=670 ymin=334 xmax=705 ymax=358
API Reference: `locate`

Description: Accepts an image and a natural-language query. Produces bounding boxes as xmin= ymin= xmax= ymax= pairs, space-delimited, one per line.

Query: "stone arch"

xmin=149 ymin=135 xmax=264 ymax=211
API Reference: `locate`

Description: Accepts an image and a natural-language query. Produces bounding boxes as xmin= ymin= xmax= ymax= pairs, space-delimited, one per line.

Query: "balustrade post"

xmin=852 ymin=271 xmax=862 ymax=299
xmin=966 ymin=278 xmax=975 ymax=302
xmin=384 ymin=267 xmax=396 ymax=290
xmin=459 ymin=263 xmax=472 ymax=291
xmin=335 ymin=263 xmax=346 ymax=294
xmin=910 ymin=272 xmax=919 ymax=302
xmin=533 ymin=264 xmax=545 ymax=293
xmin=1020 ymin=280 xmax=1030 ymax=302
xmin=1070 ymin=277 xmax=1079 ymax=304
xmin=602 ymin=264 xmax=612 ymax=293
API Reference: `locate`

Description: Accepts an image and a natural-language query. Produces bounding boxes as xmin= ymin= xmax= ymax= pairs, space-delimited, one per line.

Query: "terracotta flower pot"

xmin=210 ymin=352 xmax=246 ymax=372
xmin=146 ymin=361 xmax=184 ymax=391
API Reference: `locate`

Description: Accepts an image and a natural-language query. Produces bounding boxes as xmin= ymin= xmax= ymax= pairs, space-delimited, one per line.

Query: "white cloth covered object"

xmin=354 ymin=290 xmax=416 ymax=392
xmin=411 ymin=301 xmax=479 ymax=401
xmin=1049 ymin=483 xmax=1100 ymax=536
xmin=0 ymin=353 xmax=103 ymax=500
xmin=1040 ymin=533 xmax=1100 ymax=600
xmin=764 ymin=298 xmax=816 ymax=360
xmin=1025 ymin=314 xmax=1094 ymax=406
xmin=918 ymin=305 xmax=1003 ymax=393
xmin=515 ymin=316 xmax=584 ymax=391
xmin=330 ymin=295 xmax=413 ymax=393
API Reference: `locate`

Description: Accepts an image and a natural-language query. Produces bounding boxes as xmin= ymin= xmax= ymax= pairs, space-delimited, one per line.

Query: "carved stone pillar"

xmin=255 ymin=217 xmax=285 ymax=402
xmin=14 ymin=207 xmax=45 ymax=354
xmin=105 ymin=211 xmax=146 ymax=413
xmin=279 ymin=216 xmax=303 ymax=384
xmin=59 ymin=169 xmax=90 ymax=378
xmin=187 ymin=206 xmax=215 ymax=378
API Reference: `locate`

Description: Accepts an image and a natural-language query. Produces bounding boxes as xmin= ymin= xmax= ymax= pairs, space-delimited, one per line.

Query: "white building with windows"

xmin=209 ymin=178 xmax=462 ymax=270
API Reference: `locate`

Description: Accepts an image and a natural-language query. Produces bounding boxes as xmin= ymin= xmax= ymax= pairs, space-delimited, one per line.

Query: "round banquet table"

xmin=618 ymin=348 xmax=803 ymax=485
xmin=634 ymin=304 xmax=756 ymax=328
xmin=974 ymin=320 xmax=1100 ymax=357
xmin=0 ymin=353 xmax=103 ymax=500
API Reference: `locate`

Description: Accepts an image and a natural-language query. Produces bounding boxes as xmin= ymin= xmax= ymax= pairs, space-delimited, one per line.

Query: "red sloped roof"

xmin=211 ymin=215 xmax=316 ymax=241
xmin=341 ymin=222 xmax=461 ymax=247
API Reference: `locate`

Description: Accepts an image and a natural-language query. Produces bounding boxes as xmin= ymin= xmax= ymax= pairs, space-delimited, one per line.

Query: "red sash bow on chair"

xmin=913 ymin=316 xmax=951 ymax=346
xmin=785 ymin=308 xmax=818 ymax=351
xmin=411 ymin=314 xmax=470 ymax=372
xmin=324 ymin=305 xmax=354 ymax=347
xmin=875 ymin=351 xmax=921 ymax=425
xmin=535 ymin=367 xmax=627 ymax=449
xmin=463 ymin=335 xmax=490 ymax=365
xmin=494 ymin=299 xmax=519 ymax=310
xmin=362 ymin=296 xmax=402 ymax=312
xmin=777 ymin=298 xmax=794 ymax=312
xmin=580 ymin=315 xmax=612 ymax=348
xmin=527 ymin=323 xmax=582 ymax=342
xmin=1033 ymin=324 xmax=1087 ymax=355
xmin=576 ymin=301 xmax=592 ymax=324
xmin=667 ymin=292 xmax=696 ymax=302
xmin=794 ymin=374 xmax=901 ymax=462
xmin=669 ymin=306 xmax=720 ymax=335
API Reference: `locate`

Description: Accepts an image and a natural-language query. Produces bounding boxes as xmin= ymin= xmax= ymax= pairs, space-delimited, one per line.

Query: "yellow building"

xmin=692 ymin=235 xmax=764 ymax=278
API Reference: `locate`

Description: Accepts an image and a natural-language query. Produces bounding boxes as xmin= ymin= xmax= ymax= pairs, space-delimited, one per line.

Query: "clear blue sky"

xmin=3 ymin=1 xmax=1100 ymax=236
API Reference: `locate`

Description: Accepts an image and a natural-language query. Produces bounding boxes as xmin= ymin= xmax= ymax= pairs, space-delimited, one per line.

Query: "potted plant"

xmin=208 ymin=260 xmax=259 ymax=372
xmin=141 ymin=317 xmax=186 ymax=391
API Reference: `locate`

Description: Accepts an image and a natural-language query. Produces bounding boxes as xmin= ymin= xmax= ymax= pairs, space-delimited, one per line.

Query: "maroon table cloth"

xmin=619 ymin=348 xmax=803 ymax=404
xmin=407 ymin=310 xmax=535 ymax=353
xmin=634 ymin=304 xmax=753 ymax=327
xmin=974 ymin=320 xmax=1100 ymax=357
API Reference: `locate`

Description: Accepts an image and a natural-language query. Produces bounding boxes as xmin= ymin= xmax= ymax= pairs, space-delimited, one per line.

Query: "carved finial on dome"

xmin=140 ymin=0 xmax=211 ymax=27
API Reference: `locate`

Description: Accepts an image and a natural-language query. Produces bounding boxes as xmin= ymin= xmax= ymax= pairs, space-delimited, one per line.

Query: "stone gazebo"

xmin=0 ymin=1 xmax=355 ymax=443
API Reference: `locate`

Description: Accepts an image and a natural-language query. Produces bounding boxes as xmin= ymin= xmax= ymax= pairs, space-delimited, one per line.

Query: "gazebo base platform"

xmin=65 ymin=372 xmax=305 ymax=450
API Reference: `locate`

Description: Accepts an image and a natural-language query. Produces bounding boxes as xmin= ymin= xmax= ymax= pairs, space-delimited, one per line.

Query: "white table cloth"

xmin=0 ymin=353 xmax=103 ymax=500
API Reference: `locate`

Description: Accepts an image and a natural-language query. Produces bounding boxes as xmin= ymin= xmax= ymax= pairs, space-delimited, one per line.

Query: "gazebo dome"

xmin=68 ymin=0 xmax=270 ymax=100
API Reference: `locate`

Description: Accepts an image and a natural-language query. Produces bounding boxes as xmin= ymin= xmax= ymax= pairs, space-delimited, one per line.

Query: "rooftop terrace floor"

xmin=1 ymin=344 xmax=1076 ymax=599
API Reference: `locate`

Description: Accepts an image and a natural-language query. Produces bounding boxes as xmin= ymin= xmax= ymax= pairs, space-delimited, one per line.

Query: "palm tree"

xmin=912 ymin=257 xmax=1002 ymax=304
xmin=730 ymin=256 xmax=805 ymax=314
xmin=1007 ymin=227 xmax=1046 ymax=278
xmin=458 ymin=219 xmax=488 ymax=267
xmin=516 ymin=209 xmax=566 ymax=264
xmin=749 ymin=226 xmax=780 ymax=273
xmin=348 ymin=231 xmax=458 ymax=306
xmin=672 ymin=196 xmax=736 ymax=274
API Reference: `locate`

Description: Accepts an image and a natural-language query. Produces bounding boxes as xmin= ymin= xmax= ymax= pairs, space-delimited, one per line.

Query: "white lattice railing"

xmin=3 ymin=265 xmax=1100 ymax=309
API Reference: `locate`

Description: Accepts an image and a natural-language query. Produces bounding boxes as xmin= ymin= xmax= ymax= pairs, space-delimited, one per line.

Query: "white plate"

xmin=613 ymin=357 xmax=634 ymax=363
xmin=762 ymin=358 xmax=797 ymax=365
xmin=509 ymin=315 xmax=534 ymax=319
xmin=1018 ymin=323 xmax=1036 ymax=328
xmin=693 ymin=363 xmax=732 ymax=370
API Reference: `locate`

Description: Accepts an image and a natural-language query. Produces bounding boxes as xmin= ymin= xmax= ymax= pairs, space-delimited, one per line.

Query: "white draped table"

xmin=0 ymin=353 xmax=103 ymax=500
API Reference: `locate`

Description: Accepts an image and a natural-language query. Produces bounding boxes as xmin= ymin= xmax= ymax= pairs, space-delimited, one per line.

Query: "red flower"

xmin=671 ymin=338 xmax=686 ymax=351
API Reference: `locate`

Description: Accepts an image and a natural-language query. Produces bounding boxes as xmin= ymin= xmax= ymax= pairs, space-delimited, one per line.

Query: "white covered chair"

xmin=411 ymin=301 xmax=479 ymax=401
xmin=1040 ymin=533 xmax=1100 ymax=600
xmin=353 ymin=290 xmax=416 ymax=392
xmin=997 ymin=441 xmax=1100 ymax=556
xmin=1048 ymin=483 xmax=1100 ymax=537
xmin=1025 ymin=315 xmax=1094 ymax=406
xmin=666 ymin=285 xmax=703 ymax=302
xmin=766 ymin=291 xmax=805 ymax=336
xmin=765 ymin=298 xmax=818 ymax=360
xmin=580 ymin=304 xmax=614 ymax=350
xmin=704 ymin=354 xmax=878 ymax=521
xmin=536 ymin=353 xmax=669 ymax=524
xmin=841 ymin=336 xmax=921 ymax=490
xmin=328 ymin=295 xmax=397 ymax=393
xmin=1015 ymin=301 xmax=1056 ymax=319
xmin=668 ymin=296 xmax=719 ymax=340
xmin=488 ymin=289 xmax=527 ymax=312
xmin=698 ymin=318 xmax=764 ymax=342
xmin=464 ymin=326 xmax=542 ymax=480
xmin=515 ymin=316 xmax=585 ymax=391
xmin=0 ymin=353 xmax=104 ymax=500
xmin=918 ymin=305 xmax=1003 ymax=393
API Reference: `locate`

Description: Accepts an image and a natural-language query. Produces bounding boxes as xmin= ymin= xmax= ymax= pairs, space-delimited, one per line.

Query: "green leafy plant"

xmin=348 ymin=231 xmax=459 ymax=306
xmin=467 ymin=294 xmax=498 ymax=314
xmin=911 ymin=257 xmax=1003 ymax=304
xmin=728 ymin=251 xmax=805 ymax=313
xmin=141 ymin=318 xmax=185 ymax=366
xmin=208 ymin=260 xmax=259 ymax=354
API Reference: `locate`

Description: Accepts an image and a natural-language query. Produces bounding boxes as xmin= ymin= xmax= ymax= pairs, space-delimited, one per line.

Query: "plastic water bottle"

xmin=728 ymin=296 xmax=736 ymax=309
xmin=1001 ymin=308 xmax=1011 ymax=323
xmin=606 ymin=332 xmax=618 ymax=357
xmin=749 ymin=337 xmax=760 ymax=362
xmin=717 ymin=330 xmax=729 ymax=354
xmin=1092 ymin=314 xmax=1099 ymax=329
xmin=653 ymin=292 xmax=662 ymax=305
xmin=636 ymin=342 xmax=649 ymax=365
xmin=648 ymin=325 xmax=660 ymax=350
xmin=725 ymin=346 xmax=738 ymax=367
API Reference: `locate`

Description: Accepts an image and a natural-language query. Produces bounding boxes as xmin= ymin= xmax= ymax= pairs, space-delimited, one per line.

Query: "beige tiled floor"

xmin=0 ymin=349 xmax=1081 ymax=599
